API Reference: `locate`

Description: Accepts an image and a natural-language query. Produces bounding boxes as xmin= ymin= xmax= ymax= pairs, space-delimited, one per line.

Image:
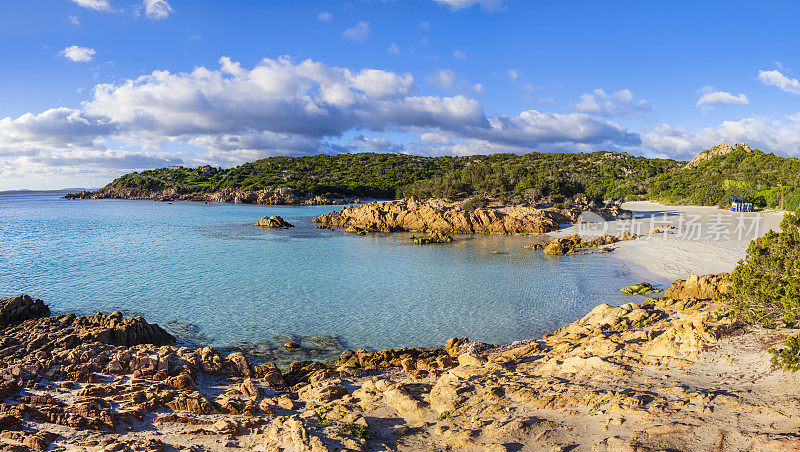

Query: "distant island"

xmin=1 ymin=188 xmax=94 ymax=196
xmin=65 ymin=142 xmax=800 ymax=211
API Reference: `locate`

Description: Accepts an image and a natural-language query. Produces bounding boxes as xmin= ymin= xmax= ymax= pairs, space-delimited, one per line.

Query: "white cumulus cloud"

xmin=317 ymin=11 xmax=332 ymax=22
xmin=758 ymin=69 xmax=800 ymax=95
xmin=0 ymin=56 xmax=648 ymax=184
xmin=643 ymin=117 xmax=800 ymax=160
xmin=574 ymin=89 xmax=649 ymax=117
xmin=60 ymin=45 xmax=96 ymax=63
xmin=143 ymin=0 xmax=173 ymax=20
xmin=695 ymin=87 xmax=749 ymax=108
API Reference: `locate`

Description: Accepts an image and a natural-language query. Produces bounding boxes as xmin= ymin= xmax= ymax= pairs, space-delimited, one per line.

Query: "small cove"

xmin=0 ymin=193 xmax=665 ymax=354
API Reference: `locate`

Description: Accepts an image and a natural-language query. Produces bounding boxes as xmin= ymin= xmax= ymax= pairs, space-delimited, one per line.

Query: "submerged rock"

xmin=620 ymin=282 xmax=660 ymax=295
xmin=529 ymin=233 xmax=633 ymax=255
xmin=411 ymin=231 xmax=453 ymax=244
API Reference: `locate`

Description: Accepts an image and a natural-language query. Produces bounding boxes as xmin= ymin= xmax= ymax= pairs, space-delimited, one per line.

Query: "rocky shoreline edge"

xmin=63 ymin=189 xmax=633 ymax=236
xmin=64 ymin=187 xmax=360 ymax=207
xmin=3 ymin=274 xmax=800 ymax=451
xmin=312 ymin=197 xmax=632 ymax=235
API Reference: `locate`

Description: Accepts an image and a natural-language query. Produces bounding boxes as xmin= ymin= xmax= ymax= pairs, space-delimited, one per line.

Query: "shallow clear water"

xmin=0 ymin=193 xmax=662 ymax=351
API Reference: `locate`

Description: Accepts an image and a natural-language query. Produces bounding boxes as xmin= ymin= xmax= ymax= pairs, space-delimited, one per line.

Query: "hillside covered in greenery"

xmin=103 ymin=144 xmax=800 ymax=210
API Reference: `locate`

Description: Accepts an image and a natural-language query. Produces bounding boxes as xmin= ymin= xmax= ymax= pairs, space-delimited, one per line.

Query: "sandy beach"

xmin=552 ymin=201 xmax=786 ymax=282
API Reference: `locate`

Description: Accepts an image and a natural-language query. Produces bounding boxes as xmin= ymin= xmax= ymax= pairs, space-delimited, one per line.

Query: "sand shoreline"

xmin=551 ymin=201 xmax=785 ymax=282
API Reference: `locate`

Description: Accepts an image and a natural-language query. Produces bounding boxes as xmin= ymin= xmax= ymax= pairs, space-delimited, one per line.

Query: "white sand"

xmin=553 ymin=201 xmax=786 ymax=282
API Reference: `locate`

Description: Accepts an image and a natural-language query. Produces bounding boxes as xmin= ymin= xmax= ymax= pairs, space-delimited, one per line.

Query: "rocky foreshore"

xmin=4 ymin=274 xmax=800 ymax=451
xmin=528 ymin=232 xmax=638 ymax=255
xmin=313 ymin=198 xmax=632 ymax=235
xmin=64 ymin=187 xmax=358 ymax=206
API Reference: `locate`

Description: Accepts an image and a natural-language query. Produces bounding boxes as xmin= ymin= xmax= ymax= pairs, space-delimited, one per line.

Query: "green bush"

xmin=344 ymin=423 xmax=371 ymax=440
xmin=462 ymin=196 xmax=489 ymax=211
xmin=769 ymin=334 xmax=800 ymax=372
xmin=727 ymin=212 xmax=800 ymax=328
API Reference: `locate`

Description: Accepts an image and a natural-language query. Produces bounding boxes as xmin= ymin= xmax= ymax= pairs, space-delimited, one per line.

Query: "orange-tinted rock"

xmin=313 ymin=199 xmax=562 ymax=234
xmin=663 ymin=273 xmax=729 ymax=300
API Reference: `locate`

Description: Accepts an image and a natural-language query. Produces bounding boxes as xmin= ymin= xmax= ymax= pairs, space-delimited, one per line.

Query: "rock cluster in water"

xmin=313 ymin=198 xmax=633 ymax=236
xmin=528 ymin=232 xmax=638 ymax=255
xmin=313 ymin=199 xmax=562 ymax=235
xmin=65 ymin=186 xmax=357 ymax=206
xmin=411 ymin=231 xmax=453 ymax=244
xmin=620 ymin=282 xmax=660 ymax=295
xmin=2 ymin=273 xmax=798 ymax=450
xmin=254 ymin=215 xmax=294 ymax=228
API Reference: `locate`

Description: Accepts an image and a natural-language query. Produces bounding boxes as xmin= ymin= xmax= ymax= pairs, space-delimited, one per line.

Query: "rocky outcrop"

xmin=337 ymin=347 xmax=455 ymax=379
xmin=314 ymin=199 xmax=565 ymax=234
xmin=65 ymin=186 xmax=358 ymax=206
xmin=314 ymin=198 xmax=633 ymax=236
xmin=663 ymin=273 xmax=729 ymax=300
xmin=254 ymin=215 xmax=294 ymax=228
xmin=528 ymin=232 xmax=637 ymax=255
xmin=72 ymin=311 xmax=176 ymax=347
xmin=0 ymin=295 xmax=50 ymax=327
xmin=686 ymin=142 xmax=753 ymax=168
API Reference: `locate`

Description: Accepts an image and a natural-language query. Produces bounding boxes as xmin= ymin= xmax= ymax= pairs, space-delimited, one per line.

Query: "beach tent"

xmin=728 ymin=197 xmax=753 ymax=212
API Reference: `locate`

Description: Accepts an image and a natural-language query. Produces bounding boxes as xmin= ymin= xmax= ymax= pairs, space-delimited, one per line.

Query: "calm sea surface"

xmin=0 ymin=193 xmax=662 ymax=352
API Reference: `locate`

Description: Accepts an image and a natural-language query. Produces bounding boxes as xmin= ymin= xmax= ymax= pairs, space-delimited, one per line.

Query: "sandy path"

xmin=552 ymin=201 xmax=785 ymax=282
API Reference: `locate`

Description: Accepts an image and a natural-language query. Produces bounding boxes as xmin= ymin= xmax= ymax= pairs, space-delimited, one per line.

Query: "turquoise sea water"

xmin=0 ymin=193 xmax=662 ymax=352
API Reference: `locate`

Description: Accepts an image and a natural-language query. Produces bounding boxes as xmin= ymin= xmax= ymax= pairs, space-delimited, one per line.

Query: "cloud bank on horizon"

xmin=1 ymin=0 xmax=800 ymax=189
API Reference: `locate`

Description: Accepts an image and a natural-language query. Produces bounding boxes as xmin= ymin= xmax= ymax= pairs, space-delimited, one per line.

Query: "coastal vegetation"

xmin=94 ymin=143 xmax=800 ymax=210
xmin=647 ymin=144 xmax=800 ymax=210
xmin=728 ymin=211 xmax=800 ymax=328
xmin=727 ymin=211 xmax=800 ymax=371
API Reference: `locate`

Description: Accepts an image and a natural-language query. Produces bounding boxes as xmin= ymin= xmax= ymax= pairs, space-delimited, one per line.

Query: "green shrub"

xmin=727 ymin=212 xmax=800 ymax=327
xmin=769 ymin=334 xmax=800 ymax=372
xmin=344 ymin=423 xmax=371 ymax=440
xmin=461 ymin=196 xmax=489 ymax=211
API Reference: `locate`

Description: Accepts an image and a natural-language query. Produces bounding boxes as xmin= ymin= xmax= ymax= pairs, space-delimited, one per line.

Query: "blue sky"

xmin=1 ymin=0 xmax=800 ymax=189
